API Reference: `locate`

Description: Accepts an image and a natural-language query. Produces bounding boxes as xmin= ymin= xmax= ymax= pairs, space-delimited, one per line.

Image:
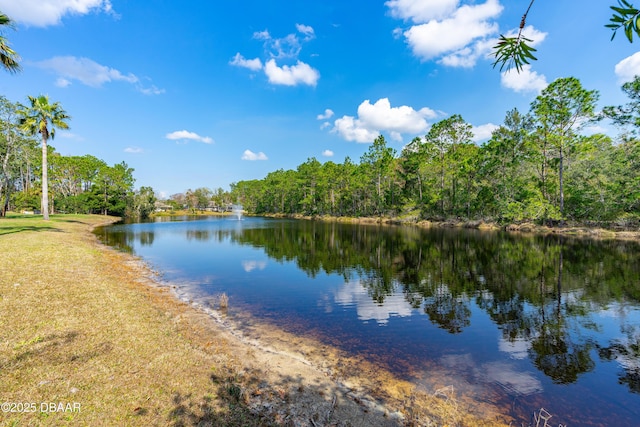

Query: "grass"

xmin=0 ymin=214 xmax=268 ymax=426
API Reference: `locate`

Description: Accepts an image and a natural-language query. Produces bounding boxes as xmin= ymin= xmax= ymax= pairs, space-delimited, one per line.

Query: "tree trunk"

xmin=41 ymin=136 xmax=49 ymax=220
xmin=559 ymin=147 xmax=564 ymax=218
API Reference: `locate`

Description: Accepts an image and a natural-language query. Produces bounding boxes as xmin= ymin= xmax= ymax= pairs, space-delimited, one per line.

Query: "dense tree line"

xmin=0 ymin=96 xmax=153 ymax=218
xmin=230 ymin=77 xmax=640 ymax=226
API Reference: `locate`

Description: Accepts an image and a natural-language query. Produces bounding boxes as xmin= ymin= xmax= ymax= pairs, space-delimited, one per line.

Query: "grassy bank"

xmin=0 ymin=214 xmax=510 ymax=426
xmin=0 ymin=214 xmax=268 ymax=426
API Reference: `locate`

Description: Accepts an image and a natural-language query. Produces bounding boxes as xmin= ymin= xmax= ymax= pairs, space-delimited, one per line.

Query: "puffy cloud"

xmin=296 ymin=23 xmax=315 ymax=41
xmin=166 ymin=130 xmax=214 ymax=144
xmin=317 ymin=109 xmax=334 ymax=120
xmin=333 ymin=116 xmax=381 ymax=143
xmin=387 ymin=0 xmax=549 ymax=69
xmin=400 ymin=0 xmax=503 ymax=67
xmin=36 ymin=56 xmax=163 ymax=94
xmin=242 ymin=150 xmax=268 ymax=161
xmin=264 ymin=59 xmax=320 ymax=87
xmin=229 ymin=53 xmax=263 ymax=71
xmin=0 ymin=0 xmax=115 ymax=27
xmin=501 ymin=25 xmax=547 ymax=48
xmin=472 ymin=123 xmax=499 ymax=142
xmin=235 ymin=25 xmax=320 ymax=86
xmin=331 ymin=98 xmax=439 ymax=143
xmin=615 ymin=52 xmax=640 ymax=83
xmin=501 ymin=64 xmax=548 ymax=93
xmin=322 ymin=149 xmax=334 ymax=157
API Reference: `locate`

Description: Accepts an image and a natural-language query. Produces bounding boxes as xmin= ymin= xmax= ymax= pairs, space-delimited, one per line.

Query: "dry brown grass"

xmin=0 ymin=214 xmax=268 ymax=426
xmin=0 ymin=214 xmax=512 ymax=427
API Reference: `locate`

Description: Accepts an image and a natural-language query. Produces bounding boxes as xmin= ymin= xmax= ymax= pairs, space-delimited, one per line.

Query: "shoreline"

xmin=252 ymin=212 xmax=640 ymax=241
xmin=1 ymin=214 xmax=511 ymax=426
xmin=151 ymin=209 xmax=640 ymax=240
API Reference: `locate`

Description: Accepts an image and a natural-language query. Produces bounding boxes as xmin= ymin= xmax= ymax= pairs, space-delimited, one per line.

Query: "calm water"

xmin=95 ymin=216 xmax=640 ymax=426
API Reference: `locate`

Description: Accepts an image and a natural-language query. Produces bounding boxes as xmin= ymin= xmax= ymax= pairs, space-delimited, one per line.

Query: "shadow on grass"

xmin=166 ymin=368 xmax=403 ymax=427
xmin=168 ymin=372 xmax=273 ymax=427
xmin=0 ymin=225 xmax=62 ymax=235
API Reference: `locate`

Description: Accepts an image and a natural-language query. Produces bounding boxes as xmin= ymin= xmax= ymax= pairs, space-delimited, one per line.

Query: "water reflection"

xmin=333 ymin=279 xmax=414 ymax=325
xmin=96 ymin=218 xmax=640 ymax=425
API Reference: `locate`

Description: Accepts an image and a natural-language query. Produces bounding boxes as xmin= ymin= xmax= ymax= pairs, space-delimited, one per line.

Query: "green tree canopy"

xmin=0 ymin=12 xmax=20 ymax=73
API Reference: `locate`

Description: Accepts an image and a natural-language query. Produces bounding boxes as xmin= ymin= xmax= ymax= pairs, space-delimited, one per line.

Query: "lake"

xmin=95 ymin=216 xmax=640 ymax=426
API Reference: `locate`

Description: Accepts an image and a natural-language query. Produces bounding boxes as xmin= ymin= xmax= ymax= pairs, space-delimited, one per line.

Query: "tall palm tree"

xmin=18 ymin=95 xmax=71 ymax=220
xmin=0 ymin=12 xmax=20 ymax=73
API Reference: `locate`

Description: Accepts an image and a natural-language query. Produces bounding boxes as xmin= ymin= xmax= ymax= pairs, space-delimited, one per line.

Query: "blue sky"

xmin=1 ymin=0 xmax=639 ymax=197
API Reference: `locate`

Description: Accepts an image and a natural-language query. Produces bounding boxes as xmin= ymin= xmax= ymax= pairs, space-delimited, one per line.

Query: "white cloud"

xmin=124 ymin=147 xmax=143 ymax=153
xmin=322 ymin=149 xmax=334 ymax=157
xmin=138 ymin=84 xmax=165 ymax=96
xmin=333 ymin=116 xmax=381 ymax=143
xmin=236 ymin=25 xmax=320 ymax=86
xmin=334 ymin=279 xmax=414 ymax=325
xmin=229 ymin=53 xmax=263 ymax=71
xmin=37 ymin=56 xmax=136 ymax=87
xmin=317 ymin=109 xmax=334 ymax=120
xmin=472 ymin=123 xmax=499 ymax=142
xmin=296 ymin=23 xmax=315 ymax=41
xmin=58 ymin=131 xmax=83 ymax=141
xmin=166 ymin=130 xmax=214 ymax=144
xmin=36 ymin=56 xmax=163 ymax=94
xmin=264 ymin=59 xmax=320 ymax=87
xmin=259 ymin=32 xmax=302 ymax=59
xmin=0 ymin=0 xmax=115 ymax=27
xmin=55 ymin=78 xmax=71 ymax=88
xmin=331 ymin=98 xmax=438 ymax=143
xmin=242 ymin=149 xmax=268 ymax=161
xmin=386 ymin=0 xmax=459 ymax=23
xmin=242 ymin=260 xmax=267 ymax=272
xmin=401 ymin=0 xmax=503 ymax=65
xmin=583 ymin=124 xmax=608 ymax=135
xmin=501 ymin=64 xmax=548 ymax=93
xmin=615 ymin=52 xmax=640 ymax=83
xmin=502 ymin=25 xmax=548 ymax=48
xmin=253 ymin=30 xmax=270 ymax=40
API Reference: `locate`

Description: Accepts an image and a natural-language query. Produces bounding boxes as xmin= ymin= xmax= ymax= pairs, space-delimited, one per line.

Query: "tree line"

xmin=229 ymin=76 xmax=640 ymax=225
xmin=0 ymin=96 xmax=154 ymax=218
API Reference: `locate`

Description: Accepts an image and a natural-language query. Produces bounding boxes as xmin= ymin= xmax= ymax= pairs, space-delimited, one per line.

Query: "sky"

xmin=1 ymin=0 xmax=639 ymax=198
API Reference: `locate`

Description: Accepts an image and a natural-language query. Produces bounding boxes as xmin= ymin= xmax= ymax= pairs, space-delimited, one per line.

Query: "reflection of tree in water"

xmin=139 ymin=231 xmax=155 ymax=246
xmin=529 ymin=323 xmax=595 ymax=383
xmin=101 ymin=219 xmax=640 ymax=388
xmin=526 ymin=242 xmax=596 ymax=384
xmin=422 ymin=284 xmax=471 ymax=333
xmin=598 ymin=324 xmax=640 ymax=393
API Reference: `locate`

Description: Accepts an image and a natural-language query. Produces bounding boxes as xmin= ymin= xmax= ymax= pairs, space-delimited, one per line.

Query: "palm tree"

xmin=18 ymin=95 xmax=71 ymax=220
xmin=0 ymin=12 xmax=20 ymax=73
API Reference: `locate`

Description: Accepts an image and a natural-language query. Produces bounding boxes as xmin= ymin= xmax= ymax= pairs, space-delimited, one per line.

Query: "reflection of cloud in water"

xmin=333 ymin=279 xmax=414 ymax=325
xmin=242 ymin=260 xmax=267 ymax=272
xmin=498 ymin=336 xmax=531 ymax=360
xmin=440 ymin=354 xmax=542 ymax=396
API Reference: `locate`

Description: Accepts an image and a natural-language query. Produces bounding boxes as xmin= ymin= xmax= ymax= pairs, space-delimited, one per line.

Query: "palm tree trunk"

xmin=41 ymin=136 xmax=49 ymax=220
